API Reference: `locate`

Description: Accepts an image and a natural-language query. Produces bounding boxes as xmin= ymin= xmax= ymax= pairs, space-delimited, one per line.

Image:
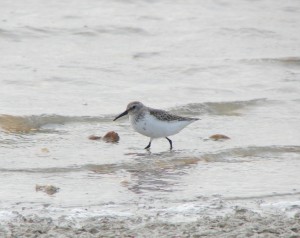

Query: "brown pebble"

xmin=35 ymin=184 xmax=59 ymax=195
xmin=41 ymin=148 xmax=49 ymax=153
xmin=103 ymin=131 xmax=119 ymax=142
xmin=120 ymin=180 xmax=130 ymax=186
xmin=88 ymin=135 xmax=102 ymax=140
xmin=210 ymin=134 xmax=230 ymax=141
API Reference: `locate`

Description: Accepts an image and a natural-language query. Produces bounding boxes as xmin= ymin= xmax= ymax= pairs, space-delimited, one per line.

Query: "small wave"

xmin=241 ymin=57 xmax=300 ymax=66
xmin=0 ymin=26 xmax=61 ymax=40
xmin=0 ymin=114 xmax=111 ymax=133
xmin=105 ymin=26 xmax=149 ymax=35
xmin=133 ymin=52 xmax=160 ymax=59
xmin=0 ymin=28 xmax=20 ymax=41
xmin=200 ymin=146 xmax=300 ymax=162
xmin=74 ymin=25 xmax=149 ymax=36
xmin=0 ymin=99 xmax=269 ymax=133
xmin=84 ymin=156 xmax=200 ymax=175
xmin=218 ymin=27 xmax=277 ymax=38
xmin=1 ymin=25 xmax=149 ymax=40
xmin=0 ymin=167 xmax=83 ymax=173
xmin=87 ymin=145 xmax=300 ymax=174
xmin=170 ymin=98 xmax=268 ymax=116
xmin=25 ymin=26 xmax=54 ymax=34
xmin=72 ymin=30 xmax=99 ymax=37
xmin=225 ymin=191 xmax=300 ymax=201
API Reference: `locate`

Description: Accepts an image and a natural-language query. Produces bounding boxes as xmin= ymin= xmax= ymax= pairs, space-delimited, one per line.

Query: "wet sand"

xmin=1 ymin=209 xmax=299 ymax=237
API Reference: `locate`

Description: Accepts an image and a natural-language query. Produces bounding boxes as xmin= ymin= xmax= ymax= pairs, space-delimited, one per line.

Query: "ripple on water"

xmin=0 ymin=114 xmax=111 ymax=133
xmin=170 ymin=98 xmax=269 ymax=116
xmin=218 ymin=27 xmax=278 ymax=38
xmin=240 ymin=57 xmax=300 ymax=67
xmin=0 ymin=99 xmax=268 ymax=132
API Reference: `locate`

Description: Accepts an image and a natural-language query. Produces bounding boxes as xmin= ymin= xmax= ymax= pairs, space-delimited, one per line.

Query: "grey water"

xmin=1 ymin=0 xmax=300 ymax=228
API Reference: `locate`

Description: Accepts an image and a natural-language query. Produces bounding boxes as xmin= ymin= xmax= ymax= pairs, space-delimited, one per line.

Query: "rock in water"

xmin=103 ymin=131 xmax=119 ymax=142
xmin=209 ymin=134 xmax=230 ymax=141
xmin=88 ymin=131 xmax=120 ymax=142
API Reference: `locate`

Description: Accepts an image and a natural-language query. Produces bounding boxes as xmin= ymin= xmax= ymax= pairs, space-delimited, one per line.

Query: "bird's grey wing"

xmin=149 ymin=108 xmax=198 ymax=122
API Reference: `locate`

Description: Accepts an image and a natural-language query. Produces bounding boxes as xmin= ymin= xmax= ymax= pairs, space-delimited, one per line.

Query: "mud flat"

xmin=1 ymin=209 xmax=299 ymax=237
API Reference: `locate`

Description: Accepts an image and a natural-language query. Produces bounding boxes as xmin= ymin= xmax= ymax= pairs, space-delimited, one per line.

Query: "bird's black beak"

xmin=113 ymin=110 xmax=128 ymax=121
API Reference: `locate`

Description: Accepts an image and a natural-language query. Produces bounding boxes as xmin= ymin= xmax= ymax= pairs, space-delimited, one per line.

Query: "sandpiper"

xmin=113 ymin=101 xmax=199 ymax=150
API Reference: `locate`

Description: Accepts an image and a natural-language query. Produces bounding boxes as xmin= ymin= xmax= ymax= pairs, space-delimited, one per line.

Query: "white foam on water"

xmin=0 ymin=211 xmax=18 ymax=222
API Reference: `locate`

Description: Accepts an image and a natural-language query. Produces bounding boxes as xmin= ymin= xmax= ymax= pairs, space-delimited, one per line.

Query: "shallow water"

xmin=1 ymin=0 xmax=300 ymax=236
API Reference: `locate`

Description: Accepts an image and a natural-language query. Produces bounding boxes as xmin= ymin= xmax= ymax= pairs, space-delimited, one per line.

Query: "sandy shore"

xmin=1 ymin=209 xmax=299 ymax=238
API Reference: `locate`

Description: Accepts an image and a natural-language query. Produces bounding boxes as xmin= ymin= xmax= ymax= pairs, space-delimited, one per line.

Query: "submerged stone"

xmin=103 ymin=131 xmax=119 ymax=142
xmin=35 ymin=185 xmax=60 ymax=195
xmin=88 ymin=131 xmax=119 ymax=143
xmin=209 ymin=134 xmax=230 ymax=141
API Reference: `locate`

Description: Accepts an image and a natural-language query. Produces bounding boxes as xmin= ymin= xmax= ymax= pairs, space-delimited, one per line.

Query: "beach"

xmin=1 ymin=0 xmax=300 ymax=236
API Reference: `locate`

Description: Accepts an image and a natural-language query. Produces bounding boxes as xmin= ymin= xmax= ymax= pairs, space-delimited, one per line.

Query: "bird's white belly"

xmin=129 ymin=115 xmax=192 ymax=138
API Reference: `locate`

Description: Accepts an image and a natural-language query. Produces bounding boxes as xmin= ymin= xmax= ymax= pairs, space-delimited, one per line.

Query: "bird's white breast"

xmin=129 ymin=113 xmax=194 ymax=138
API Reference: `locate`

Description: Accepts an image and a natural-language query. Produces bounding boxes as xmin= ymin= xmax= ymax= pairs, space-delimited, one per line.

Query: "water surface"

xmin=0 ymin=0 xmax=300 ymax=236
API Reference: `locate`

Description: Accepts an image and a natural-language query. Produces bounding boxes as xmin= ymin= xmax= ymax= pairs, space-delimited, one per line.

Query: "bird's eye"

xmin=132 ymin=106 xmax=136 ymax=109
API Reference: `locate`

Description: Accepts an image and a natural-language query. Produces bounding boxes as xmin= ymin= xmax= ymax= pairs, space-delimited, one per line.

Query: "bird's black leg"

xmin=144 ymin=139 xmax=152 ymax=150
xmin=165 ymin=137 xmax=173 ymax=150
